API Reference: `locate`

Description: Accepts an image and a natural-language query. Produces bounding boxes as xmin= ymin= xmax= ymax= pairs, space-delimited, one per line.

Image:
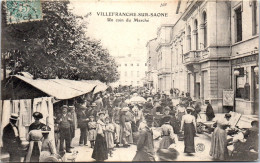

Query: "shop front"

xmin=232 ymin=53 xmax=259 ymax=115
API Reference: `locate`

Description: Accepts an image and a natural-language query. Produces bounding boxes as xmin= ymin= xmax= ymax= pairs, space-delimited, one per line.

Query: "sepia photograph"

xmin=0 ymin=0 xmax=259 ymax=162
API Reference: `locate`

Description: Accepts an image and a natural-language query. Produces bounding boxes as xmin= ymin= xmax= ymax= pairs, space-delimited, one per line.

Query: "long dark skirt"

xmin=92 ymin=134 xmax=108 ymax=161
xmin=183 ymin=122 xmax=195 ymax=153
xmin=31 ymin=142 xmax=40 ymax=162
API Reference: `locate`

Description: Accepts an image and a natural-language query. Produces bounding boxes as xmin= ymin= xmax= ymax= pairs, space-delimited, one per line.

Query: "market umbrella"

xmin=129 ymin=96 xmax=146 ymax=104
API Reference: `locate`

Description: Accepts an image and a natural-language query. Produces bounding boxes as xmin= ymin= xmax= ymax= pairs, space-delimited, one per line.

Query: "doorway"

xmin=195 ymin=82 xmax=200 ymax=99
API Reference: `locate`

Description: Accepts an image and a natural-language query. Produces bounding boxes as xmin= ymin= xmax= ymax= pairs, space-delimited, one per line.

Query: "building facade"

xmin=114 ymin=54 xmax=147 ymax=87
xmin=230 ymin=0 xmax=259 ymax=115
xmin=149 ymin=0 xmax=259 ymax=114
xmin=146 ymin=38 xmax=159 ymax=93
xmin=156 ymin=25 xmax=175 ymax=95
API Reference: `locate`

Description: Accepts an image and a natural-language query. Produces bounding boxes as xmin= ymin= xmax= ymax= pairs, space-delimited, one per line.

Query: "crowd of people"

xmin=2 ymin=86 xmax=259 ymax=162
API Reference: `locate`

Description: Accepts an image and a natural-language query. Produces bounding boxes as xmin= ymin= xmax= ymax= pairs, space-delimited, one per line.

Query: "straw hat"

xmin=121 ymin=107 xmax=129 ymax=112
xmin=97 ymin=111 xmax=105 ymax=116
xmin=186 ymin=107 xmax=195 ymax=111
xmin=10 ymin=113 xmax=19 ymax=120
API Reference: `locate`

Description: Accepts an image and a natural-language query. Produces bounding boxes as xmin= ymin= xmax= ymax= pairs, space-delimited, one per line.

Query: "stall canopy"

xmin=12 ymin=74 xmax=105 ymax=100
xmin=83 ymin=80 xmax=108 ymax=94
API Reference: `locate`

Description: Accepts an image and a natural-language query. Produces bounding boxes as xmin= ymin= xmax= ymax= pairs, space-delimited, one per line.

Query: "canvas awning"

xmin=12 ymin=75 xmax=101 ymax=100
xmin=83 ymin=80 xmax=108 ymax=94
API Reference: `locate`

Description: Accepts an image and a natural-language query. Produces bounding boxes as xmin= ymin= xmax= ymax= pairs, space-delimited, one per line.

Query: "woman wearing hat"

xmin=39 ymin=126 xmax=57 ymax=162
xmin=180 ymin=107 xmax=197 ymax=155
xmin=209 ymin=113 xmax=232 ymax=160
xmin=160 ymin=106 xmax=171 ymax=126
xmin=176 ymin=102 xmax=186 ymax=122
xmin=92 ymin=111 xmax=108 ymax=161
xmin=29 ymin=112 xmax=45 ymax=132
xmin=159 ymin=116 xmax=177 ymax=149
xmin=26 ymin=112 xmax=45 ymax=162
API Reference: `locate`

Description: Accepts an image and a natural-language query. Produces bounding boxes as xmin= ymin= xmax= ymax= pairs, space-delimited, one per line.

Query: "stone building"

xmin=150 ymin=0 xmax=259 ymax=114
xmin=230 ymin=0 xmax=259 ymax=115
xmin=156 ymin=25 xmax=175 ymax=94
xmin=114 ymin=54 xmax=147 ymax=87
xmin=146 ymin=38 xmax=159 ymax=93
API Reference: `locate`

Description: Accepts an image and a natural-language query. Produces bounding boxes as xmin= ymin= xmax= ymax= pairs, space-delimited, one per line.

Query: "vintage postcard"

xmin=0 ymin=0 xmax=259 ymax=162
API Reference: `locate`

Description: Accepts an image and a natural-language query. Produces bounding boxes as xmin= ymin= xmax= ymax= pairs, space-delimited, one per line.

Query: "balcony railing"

xmin=183 ymin=50 xmax=201 ymax=65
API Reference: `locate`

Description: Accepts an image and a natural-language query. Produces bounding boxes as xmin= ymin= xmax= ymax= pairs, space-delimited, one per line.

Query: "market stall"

xmin=1 ymin=73 xmax=103 ymax=154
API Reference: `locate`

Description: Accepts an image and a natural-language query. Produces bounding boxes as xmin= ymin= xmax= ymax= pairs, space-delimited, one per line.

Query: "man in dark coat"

xmin=133 ymin=114 xmax=155 ymax=161
xmin=205 ymin=100 xmax=215 ymax=121
xmin=77 ymin=103 xmax=89 ymax=146
xmin=56 ymin=105 xmax=73 ymax=153
xmin=3 ymin=113 xmax=22 ymax=162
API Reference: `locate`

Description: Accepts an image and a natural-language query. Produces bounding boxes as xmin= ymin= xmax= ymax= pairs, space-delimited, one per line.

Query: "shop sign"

xmin=223 ymin=89 xmax=234 ymax=106
xmin=231 ymin=54 xmax=258 ymax=65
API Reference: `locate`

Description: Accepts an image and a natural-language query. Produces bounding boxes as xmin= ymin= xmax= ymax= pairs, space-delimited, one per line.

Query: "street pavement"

xmin=69 ymin=129 xmax=214 ymax=162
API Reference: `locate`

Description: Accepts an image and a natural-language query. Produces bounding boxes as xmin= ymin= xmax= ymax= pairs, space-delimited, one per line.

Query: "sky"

xmin=70 ymin=0 xmax=180 ymax=62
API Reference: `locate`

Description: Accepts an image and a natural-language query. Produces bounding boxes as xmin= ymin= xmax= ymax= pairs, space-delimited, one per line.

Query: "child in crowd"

xmin=88 ymin=115 xmax=97 ymax=148
xmin=104 ymin=117 xmax=115 ymax=157
xmin=113 ymin=118 xmax=121 ymax=148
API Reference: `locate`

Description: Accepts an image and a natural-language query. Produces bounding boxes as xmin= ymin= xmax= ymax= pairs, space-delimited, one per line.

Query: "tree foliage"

xmin=1 ymin=1 xmax=119 ymax=83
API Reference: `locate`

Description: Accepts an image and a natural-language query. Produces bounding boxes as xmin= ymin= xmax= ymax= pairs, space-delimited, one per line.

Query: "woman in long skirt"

xmin=159 ymin=116 xmax=176 ymax=149
xmin=26 ymin=112 xmax=45 ymax=162
xmin=209 ymin=114 xmax=231 ymax=160
xmin=92 ymin=112 xmax=108 ymax=161
xmin=180 ymin=107 xmax=196 ymax=155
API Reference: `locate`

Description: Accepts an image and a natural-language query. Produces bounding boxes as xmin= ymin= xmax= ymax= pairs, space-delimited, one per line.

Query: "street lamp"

xmin=234 ymin=70 xmax=240 ymax=76
xmin=254 ymin=67 xmax=259 ymax=75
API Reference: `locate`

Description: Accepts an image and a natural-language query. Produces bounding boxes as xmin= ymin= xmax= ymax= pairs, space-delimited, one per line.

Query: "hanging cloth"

xmin=24 ymin=99 xmax=32 ymax=125
xmin=12 ymin=100 xmax=20 ymax=114
xmin=19 ymin=99 xmax=32 ymax=140
xmin=0 ymin=100 xmax=12 ymax=147
xmin=33 ymin=98 xmax=42 ymax=112
xmin=0 ymin=100 xmax=2 ymax=124
xmin=46 ymin=97 xmax=56 ymax=152
xmin=32 ymin=98 xmax=43 ymax=120
xmin=40 ymin=97 xmax=49 ymax=125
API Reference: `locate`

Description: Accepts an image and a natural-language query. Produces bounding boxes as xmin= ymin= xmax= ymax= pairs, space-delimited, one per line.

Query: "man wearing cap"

xmin=3 ymin=113 xmax=22 ymax=162
xmin=56 ymin=105 xmax=73 ymax=153
xmin=77 ymin=103 xmax=89 ymax=146
xmin=133 ymin=114 xmax=155 ymax=161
